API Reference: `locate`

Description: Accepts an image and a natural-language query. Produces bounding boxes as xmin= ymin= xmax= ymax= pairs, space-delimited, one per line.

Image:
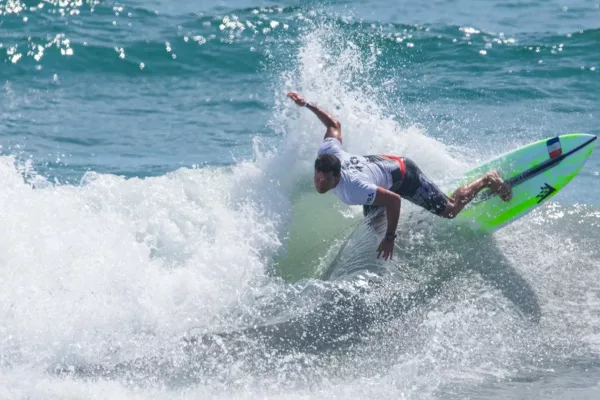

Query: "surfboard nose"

xmin=451 ymin=133 xmax=597 ymax=233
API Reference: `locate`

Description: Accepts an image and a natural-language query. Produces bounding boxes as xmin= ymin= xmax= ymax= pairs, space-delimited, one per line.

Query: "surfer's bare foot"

xmin=486 ymin=171 xmax=512 ymax=201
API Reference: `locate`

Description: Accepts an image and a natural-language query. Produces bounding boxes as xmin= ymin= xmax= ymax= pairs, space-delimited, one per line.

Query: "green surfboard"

xmin=451 ymin=133 xmax=597 ymax=233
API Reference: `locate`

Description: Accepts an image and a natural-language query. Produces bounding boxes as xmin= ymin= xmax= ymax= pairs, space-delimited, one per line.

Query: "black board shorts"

xmin=363 ymin=157 xmax=449 ymax=217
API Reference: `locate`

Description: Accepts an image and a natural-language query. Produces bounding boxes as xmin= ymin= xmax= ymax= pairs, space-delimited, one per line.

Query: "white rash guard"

xmin=317 ymin=137 xmax=399 ymax=206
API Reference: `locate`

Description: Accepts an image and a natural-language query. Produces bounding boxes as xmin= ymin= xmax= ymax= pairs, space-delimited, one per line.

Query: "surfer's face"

xmin=314 ymin=170 xmax=338 ymax=193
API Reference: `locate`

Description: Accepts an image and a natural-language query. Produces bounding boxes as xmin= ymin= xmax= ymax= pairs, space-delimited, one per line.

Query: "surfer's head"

xmin=314 ymin=154 xmax=341 ymax=193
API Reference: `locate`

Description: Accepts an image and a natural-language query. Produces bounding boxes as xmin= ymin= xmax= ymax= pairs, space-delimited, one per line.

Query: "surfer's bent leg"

xmin=441 ymin=171 xmax=512 ymax=218
xmin=365 ymin=159 xmax=511 ymax=220
xmin=390 ymin=159 xmax=511 ymax=219
xmin=392 ymin=158 xmax=450 ymax=217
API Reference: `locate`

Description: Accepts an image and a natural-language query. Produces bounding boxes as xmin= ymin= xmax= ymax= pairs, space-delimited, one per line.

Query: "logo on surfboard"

xmin=535 ymin=183 xmax=556 ymax=203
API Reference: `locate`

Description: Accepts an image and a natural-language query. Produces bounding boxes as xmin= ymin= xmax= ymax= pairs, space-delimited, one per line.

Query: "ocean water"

xmin=1 ymin=0 xmax=600 ymax=398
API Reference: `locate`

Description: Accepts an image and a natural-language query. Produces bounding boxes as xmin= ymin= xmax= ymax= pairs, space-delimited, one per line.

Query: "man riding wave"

xmin=287 ymin=91 xmax=512 ymax=261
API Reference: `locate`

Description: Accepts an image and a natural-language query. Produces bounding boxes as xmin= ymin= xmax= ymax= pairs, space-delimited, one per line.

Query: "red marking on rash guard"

xmin=382 ymin=155 xmax=406 ymax=178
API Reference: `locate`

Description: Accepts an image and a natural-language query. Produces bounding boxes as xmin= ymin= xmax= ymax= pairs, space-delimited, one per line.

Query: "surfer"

xmin=287 ymin=92 xmax=512 ymax=261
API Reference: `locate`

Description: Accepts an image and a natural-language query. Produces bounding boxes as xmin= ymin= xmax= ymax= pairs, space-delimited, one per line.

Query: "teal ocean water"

xmin=1 ymin=0 xmax=599 ymax=398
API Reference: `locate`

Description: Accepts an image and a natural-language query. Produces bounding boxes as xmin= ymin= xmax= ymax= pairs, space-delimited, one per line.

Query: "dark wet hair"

xmin=314 ymin=154 xmax=341 ymax=177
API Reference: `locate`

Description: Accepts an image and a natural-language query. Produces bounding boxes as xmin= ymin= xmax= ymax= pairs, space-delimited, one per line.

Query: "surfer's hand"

xmin=377 ymin=239 xmax=394 ymax=261
xmin=287 ymin=91 xmax=308 ymax=106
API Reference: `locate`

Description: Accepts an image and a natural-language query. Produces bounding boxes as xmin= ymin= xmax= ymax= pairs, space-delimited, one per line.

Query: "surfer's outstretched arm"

xmin=287 ymin=91 xmax=342 ymax=144
xmin=370 ymin=187 xmax=401 ymax=260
